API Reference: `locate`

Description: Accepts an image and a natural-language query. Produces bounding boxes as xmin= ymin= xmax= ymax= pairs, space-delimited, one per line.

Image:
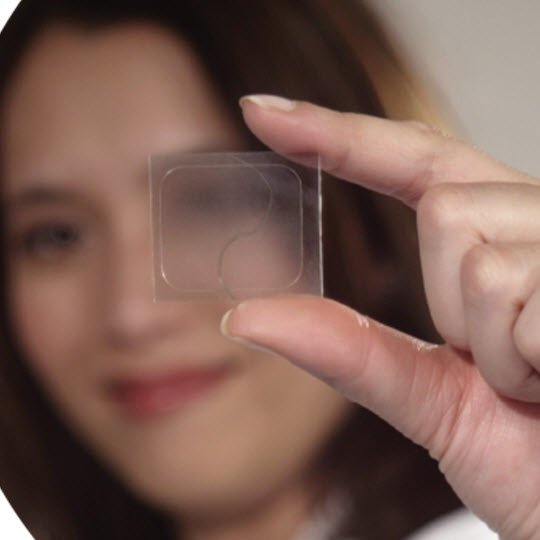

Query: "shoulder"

xmin=407 ymin=508 xmax=498 ymax=539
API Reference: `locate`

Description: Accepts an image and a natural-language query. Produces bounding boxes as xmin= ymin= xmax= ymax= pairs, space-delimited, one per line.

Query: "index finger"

xmin=240 ymin=95 xmax=533 ymax=208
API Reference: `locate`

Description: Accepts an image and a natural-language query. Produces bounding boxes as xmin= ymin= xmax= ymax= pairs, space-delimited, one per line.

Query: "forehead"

xmin=2 ymin=21 xmax=239 ymax=193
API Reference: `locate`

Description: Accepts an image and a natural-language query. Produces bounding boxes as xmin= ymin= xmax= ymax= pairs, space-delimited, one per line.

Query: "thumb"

xmin=221 ymin=295 xmax=474 ymax=455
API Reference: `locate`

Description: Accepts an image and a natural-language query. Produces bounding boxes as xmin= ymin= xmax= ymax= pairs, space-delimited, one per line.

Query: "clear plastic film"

xmin=150 ymin=151 xmax=322 ymax=301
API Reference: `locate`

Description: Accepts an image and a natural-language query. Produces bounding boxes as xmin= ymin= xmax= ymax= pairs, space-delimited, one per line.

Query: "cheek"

xmin=8 ymin=266 xmax=97 ymax=379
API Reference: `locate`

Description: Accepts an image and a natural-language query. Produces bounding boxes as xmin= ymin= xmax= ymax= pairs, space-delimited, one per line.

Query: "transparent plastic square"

xmin=150 ymin=151 xmax=322 ymax=301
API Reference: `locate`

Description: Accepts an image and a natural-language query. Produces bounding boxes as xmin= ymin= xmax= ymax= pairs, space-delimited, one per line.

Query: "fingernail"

xmin=239 ymin=94 xmax=297 ymax=112
xmin=220 ymin=308 xmax=279 ymax=357
xmin=220 ymin=308 xmax=234 ymax=339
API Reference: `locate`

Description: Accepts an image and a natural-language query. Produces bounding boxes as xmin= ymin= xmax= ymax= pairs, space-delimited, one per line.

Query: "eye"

xmin=20 ymin=222 xmax=84 ymax=259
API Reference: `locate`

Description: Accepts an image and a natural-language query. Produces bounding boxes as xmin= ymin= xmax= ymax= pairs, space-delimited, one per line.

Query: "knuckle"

xmin=461 ymin=244 xmax=515 ymax=302
xmin=417 ymin=183 xmax=470 ymax=237
xmin=402 ymin=119 xmax=444 ymax=136
xmin=400 ymin=123 xmax=449 ymax=203
xmin=372 ymin=119 xmax=453 ymax=204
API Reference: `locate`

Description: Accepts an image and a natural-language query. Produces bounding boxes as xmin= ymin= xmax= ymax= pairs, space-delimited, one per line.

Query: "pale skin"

xmin=223 ymin=95 xmax=540 ymax=539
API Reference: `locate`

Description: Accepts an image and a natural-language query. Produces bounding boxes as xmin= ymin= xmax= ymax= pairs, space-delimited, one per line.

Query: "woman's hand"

xmin=221 ymin=95 xmax=540 ymax=539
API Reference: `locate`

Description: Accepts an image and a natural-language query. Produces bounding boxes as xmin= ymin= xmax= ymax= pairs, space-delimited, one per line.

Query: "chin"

xmin=118 ymin=460 xmax=284 ymax=519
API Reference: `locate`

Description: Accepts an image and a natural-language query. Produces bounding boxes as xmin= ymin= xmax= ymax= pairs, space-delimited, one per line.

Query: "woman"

xmin=0 ymin=0 xmax=511 ymax=538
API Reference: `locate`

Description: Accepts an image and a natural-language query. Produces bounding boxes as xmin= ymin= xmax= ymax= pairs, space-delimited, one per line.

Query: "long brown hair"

xmin=0 ymin=1 xmax=460 ymax=538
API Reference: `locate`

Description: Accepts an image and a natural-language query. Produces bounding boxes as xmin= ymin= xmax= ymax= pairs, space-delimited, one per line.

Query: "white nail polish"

xmin=239 ymin=94 xmax=297 ymax=111
xmin=229 ymin=336 xmax=280 ymax=357
xmin=220 ymin=309 xmax=234 ymax=338
xmin=220 ymin=309 xmax=279 ymax=357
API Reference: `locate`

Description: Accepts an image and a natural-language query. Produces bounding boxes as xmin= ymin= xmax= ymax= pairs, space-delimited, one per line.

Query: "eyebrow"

xmin=3 ymin=141 xmax=251 ymax=210
xmin=4 ymin=185 xmax=80 ymax=210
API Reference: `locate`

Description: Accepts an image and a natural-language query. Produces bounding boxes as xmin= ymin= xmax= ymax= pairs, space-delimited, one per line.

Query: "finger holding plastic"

xmin=221 ymin=295 xmax=470 ymax=453
xmin=239 ymin=95 xmax=533 ymax=208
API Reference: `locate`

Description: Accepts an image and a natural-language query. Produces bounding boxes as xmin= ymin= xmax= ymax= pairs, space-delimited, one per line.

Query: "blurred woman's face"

xmin=1 ymin=22 xmax=352 ymax=518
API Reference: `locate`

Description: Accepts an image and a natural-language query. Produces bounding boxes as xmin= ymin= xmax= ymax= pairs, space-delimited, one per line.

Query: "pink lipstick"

xmin=107 ymin=368 xmax=229 ymax=419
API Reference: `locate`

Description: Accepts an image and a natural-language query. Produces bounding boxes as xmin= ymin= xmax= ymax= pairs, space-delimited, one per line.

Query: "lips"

xmin=106 ymin=367 xmax=230 ymax=419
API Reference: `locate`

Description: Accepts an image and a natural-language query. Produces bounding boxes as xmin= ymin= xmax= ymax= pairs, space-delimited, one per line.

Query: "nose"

xmin=102 ymin=209 xmax=183 ymax=350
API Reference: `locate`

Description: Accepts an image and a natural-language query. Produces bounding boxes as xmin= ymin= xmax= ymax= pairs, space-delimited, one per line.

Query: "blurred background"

xmin=370 ymin=1 xmax=540 ymax=177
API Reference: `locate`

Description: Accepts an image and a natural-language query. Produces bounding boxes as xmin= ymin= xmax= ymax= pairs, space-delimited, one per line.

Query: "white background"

xmin=0 ymin=17 xmax=31 ymax=540
xmin=370 ymin=0 xmax=540 ymax=176
xmin=0 ymin=1 xmax=538 ymax=537
xmin=0 ymin=0 xmax=32 ymax=534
